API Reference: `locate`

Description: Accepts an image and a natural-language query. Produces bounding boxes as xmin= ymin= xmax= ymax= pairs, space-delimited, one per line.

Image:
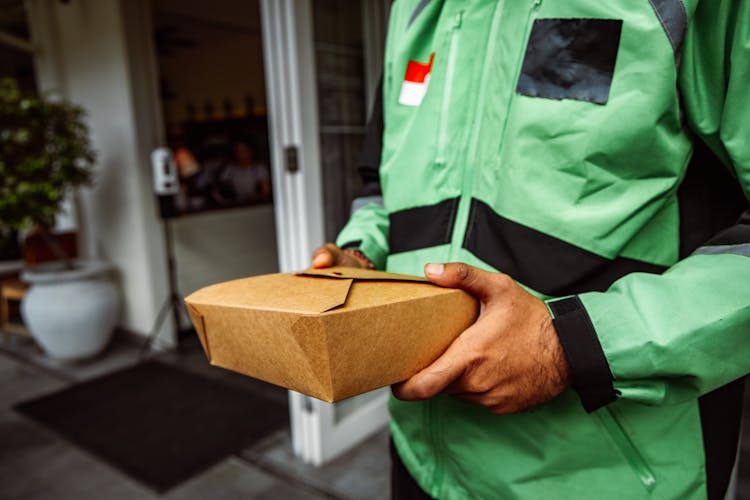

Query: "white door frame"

xmin=260 ymin=0 xmax=390 ymax=466
xmin=260 ymin=0 xmax=326 ymax=275
xmin=260 ymin=0 xmax=326 ymax=463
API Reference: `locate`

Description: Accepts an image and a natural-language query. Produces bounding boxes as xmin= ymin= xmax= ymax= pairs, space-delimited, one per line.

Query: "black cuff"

xmin=548 ymin=296 xmax=617 ymax=413
xmin=340 ymin=240 xmax=363 ymax=250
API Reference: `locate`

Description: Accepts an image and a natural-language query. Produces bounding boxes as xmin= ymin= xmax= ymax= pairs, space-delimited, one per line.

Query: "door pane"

xmin=310 ymin=0 xmax=389 ymax=432
xmin=152 ymin=0 xmax=273 ymax=215
xmin=311 ymin=0 xmax=368 ymax=242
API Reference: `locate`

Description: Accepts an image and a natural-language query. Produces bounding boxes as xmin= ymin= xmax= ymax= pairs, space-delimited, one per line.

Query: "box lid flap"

xmin=185 ymin=273 xmax=354 ymax=314
xmin=299 ymin=266 xmax=428 ymax=282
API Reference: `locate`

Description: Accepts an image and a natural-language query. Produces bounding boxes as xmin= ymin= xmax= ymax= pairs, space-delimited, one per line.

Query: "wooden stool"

xmin=1 ymin=278 xmax=30 ymax=340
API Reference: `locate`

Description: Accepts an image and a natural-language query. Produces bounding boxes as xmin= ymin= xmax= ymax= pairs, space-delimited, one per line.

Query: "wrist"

xmin=546 ymin=316 xmax=572 ymax=389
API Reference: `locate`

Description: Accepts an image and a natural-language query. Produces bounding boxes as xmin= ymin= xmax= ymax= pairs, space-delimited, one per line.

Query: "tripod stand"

xmin=140 ymin=218 xmax=191 ymax=357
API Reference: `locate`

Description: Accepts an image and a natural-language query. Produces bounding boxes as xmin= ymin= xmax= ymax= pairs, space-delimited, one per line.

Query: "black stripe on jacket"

xmin=549 ymin=139 xmax=749 ymax=500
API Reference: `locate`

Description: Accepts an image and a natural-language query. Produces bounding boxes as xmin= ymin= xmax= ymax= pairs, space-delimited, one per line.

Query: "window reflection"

xmin=152 ymin=0 xmax=271 ymax=214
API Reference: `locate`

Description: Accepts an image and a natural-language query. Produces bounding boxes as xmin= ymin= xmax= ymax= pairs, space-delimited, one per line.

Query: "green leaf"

xmin=0 ymin=78 xmax=96 ymax=231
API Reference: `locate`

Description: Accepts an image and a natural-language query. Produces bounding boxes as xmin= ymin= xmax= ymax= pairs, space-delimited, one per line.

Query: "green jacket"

xmin=337 ymin=0 xmax=750 ymax=498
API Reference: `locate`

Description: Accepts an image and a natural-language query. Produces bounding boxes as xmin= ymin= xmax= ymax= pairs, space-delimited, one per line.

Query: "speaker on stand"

xmin=140 ymin=148 xmax=192 ymax=357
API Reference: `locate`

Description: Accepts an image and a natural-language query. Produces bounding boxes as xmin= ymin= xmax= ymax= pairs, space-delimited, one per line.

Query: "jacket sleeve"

xmin=546 ymin=0 xmax=750 ymax=412
xmin=335 ymin=78 xmax=390 ymax=269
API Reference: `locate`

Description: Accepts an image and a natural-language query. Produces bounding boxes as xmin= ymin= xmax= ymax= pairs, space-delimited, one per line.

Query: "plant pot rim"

xmin=21 ymin=258 xmax=114 ymax=284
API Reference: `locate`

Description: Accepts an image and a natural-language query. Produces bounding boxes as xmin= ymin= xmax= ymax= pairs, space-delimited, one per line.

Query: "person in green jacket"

xmin=313 ymin=0 xmax=750 ymax=498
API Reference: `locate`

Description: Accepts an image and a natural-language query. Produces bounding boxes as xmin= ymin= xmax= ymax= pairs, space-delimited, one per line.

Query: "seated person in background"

xmin=214 ymin=138 xmax=271 ymax=205
xmin=187 ymin=137 xmax=231 ymax=210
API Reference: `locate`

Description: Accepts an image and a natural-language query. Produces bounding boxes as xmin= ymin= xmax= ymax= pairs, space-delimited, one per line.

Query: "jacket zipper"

xmin=496 ymin=0 xmax=542 ymax=161
xmin=596 ymin=408 xmax=657 ymax=492
xmin=434 ymin=11 xmax=463 ymax=167
xmin=448 ymin=0 xmax=541 ymax=259
xmin=428 ymin=13 xmax=463 ymax=497
xmin=427 ymin=398 xmax=444 ymax=496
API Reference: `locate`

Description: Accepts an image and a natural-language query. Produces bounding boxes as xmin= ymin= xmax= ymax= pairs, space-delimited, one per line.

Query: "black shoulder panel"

xmin=648 ymin=0 xmax=687 ymax=61
xmin=408 ymin=0 xmax=432 ymax=28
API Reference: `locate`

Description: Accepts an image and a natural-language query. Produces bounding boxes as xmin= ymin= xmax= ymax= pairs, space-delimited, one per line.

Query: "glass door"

xmin=260 ymin=0 xmax=390 ymax=465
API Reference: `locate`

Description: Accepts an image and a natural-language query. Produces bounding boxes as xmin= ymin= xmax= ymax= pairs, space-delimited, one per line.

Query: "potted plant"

xmin=0 ymin=78 xmax=120 ymax=360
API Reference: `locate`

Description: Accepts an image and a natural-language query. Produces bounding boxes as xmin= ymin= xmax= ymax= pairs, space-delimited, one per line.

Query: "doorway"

xmin=150 ymin=0 xmax=391 ymax=465
xmin=260 ymin=0 xmax=390 ymax=465
xmin=149 ymin=0 xmax=279 ymax=318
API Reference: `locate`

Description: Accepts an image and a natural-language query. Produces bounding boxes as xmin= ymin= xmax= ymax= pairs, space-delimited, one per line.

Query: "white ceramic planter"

xmin=21 ymin=258 xmax=119 ymax=361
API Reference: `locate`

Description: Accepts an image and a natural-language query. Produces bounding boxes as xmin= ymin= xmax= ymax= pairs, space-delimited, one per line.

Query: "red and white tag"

xmin=398 ymin=53 xmax=435 ymax=106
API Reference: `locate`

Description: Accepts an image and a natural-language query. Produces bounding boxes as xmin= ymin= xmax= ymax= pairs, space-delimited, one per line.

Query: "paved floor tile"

xmin=165 ymin=457 xmax=284 ymax=500
xmin=1 ymin=334 xmax=141 ymax=383
xmin=0 ymin=354 xmax=68 ymax=406
xmin=243 ymin=429 xmax=389 ymax=500
xmin=0 ymin=428 xmax=156 ymax=500
xmin=252 ymin=479 xmax=332 ymax=500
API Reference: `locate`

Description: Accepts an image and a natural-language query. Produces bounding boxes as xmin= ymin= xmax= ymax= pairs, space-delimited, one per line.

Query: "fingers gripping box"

xmin=185 ymin=267 xmax=479 ymax=402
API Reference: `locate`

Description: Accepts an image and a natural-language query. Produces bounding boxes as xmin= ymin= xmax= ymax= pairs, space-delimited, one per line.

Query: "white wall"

xmin=27 ymin=0 xmax=173 ymax=344
xmin=173 ymin=205 xmax=278 ymax=299
xmin=154 ymin=13 xmax=266 ymax=125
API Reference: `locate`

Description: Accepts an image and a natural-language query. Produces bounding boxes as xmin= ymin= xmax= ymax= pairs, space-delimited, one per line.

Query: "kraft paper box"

xmin=184 ymin=267 xmax=479 ymax=402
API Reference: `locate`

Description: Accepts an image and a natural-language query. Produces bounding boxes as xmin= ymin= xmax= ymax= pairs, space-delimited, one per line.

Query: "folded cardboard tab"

xmin=299 ymin=266 xmax=429 ymax=282
xmin=185 ymin=267 xmax=479 ymax=402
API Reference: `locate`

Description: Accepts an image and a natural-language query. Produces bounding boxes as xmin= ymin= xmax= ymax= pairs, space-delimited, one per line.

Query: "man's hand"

xmin=392 ymin=263 xmax=571 ymax=415
xmin=311 ymin=243 xmax=368 ymax=269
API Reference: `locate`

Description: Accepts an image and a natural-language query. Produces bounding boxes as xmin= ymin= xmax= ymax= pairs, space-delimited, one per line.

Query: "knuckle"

xmin=456 ymin=264 xmax=484 ymax=291
xmin=465 ymin=348 xmax=486 ymax=368
xmin=469 ymin=378 xmax=493 ymax=394
xmin=488 ymin=395 xmax=515 ymax=414
xmin=410 ymin=384 xmax=435 ymax=400
xmin=463 ymin=362 xmax=492 ymax=392
xmin=494 ymin=273 xmax=514 ymax=290
xmin=454 ymin=263 xmax=472 ymax=282
xmin=478 ymin=395 xmax=499 ymax=408
xmin=490 ymin=405 xmax=510 ymax=415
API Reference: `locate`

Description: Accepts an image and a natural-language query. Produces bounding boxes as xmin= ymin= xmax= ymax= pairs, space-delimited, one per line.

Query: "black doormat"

xmin=15 ymin=360 xmax=288 ymax=492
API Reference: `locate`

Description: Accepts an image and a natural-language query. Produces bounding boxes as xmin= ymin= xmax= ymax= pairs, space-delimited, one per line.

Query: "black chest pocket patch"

xmin=516 ymin=18 xmax=623 ymax=105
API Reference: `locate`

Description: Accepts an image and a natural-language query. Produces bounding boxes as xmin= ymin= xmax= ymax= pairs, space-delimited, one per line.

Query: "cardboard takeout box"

xmin=184 ymin=267 xmax=479 ymax=402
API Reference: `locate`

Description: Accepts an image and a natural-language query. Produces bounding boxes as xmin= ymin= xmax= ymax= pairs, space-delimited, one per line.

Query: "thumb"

xmin=424 ymin=262 xmax=499 ymax=302
xmin=312 ymin=243 xmax=341 ymax=268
